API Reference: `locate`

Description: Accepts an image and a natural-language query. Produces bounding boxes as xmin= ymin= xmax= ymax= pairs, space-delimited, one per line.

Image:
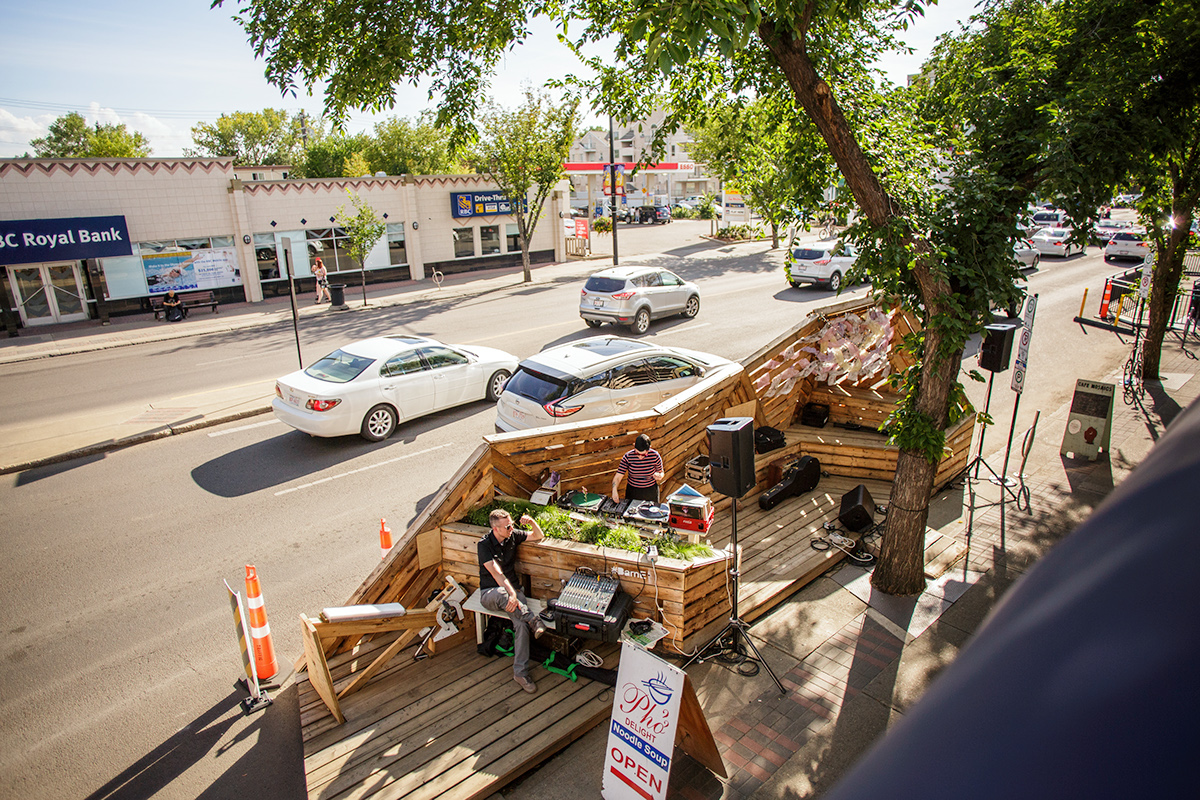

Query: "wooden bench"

xmin=463 ymin=589 xmax=546 ymax=644
xmin=150 ymin=290 xmax=219 ymax=320
xmin=807 ymin=381 xmax=898 ymax=429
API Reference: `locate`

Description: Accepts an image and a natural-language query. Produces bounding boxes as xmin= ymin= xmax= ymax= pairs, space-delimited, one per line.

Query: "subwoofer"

xmin=707 ymin=417 xmax=756 ymax=498
xmin=758 ymin=456 xmax=820 ymax=510
xmin=838 ymin=484 xmax=876 ymax=532
xmin=979 ymin=323 xmax=1018 ymax=373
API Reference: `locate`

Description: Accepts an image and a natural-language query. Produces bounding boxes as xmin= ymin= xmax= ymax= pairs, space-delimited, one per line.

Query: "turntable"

xmin=623 ymin=501 xmax=669 ymax=523
xmin=564 ymin=491 xmax=606 ymax=513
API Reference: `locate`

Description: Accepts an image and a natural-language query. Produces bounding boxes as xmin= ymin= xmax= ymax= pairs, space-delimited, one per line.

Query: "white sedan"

xmin=273 ymin=335 xmax=518 ymax=441
xmin=1030 ymin=227 xmax=1085 ymax=258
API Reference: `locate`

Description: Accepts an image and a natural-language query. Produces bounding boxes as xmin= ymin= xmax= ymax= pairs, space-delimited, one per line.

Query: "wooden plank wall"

xmin=334 ymin=298 xmax=961 ymax=623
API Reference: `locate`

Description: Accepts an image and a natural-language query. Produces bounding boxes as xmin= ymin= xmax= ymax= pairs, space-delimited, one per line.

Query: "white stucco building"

xmin=0 ymin=158 xmax=569 ymax=327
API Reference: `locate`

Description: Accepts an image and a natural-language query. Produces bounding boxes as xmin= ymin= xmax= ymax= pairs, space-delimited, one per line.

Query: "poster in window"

xmin=143 ymin=249 xmax=242 ymax=294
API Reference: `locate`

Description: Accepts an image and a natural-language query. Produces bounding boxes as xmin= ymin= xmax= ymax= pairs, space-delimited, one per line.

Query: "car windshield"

xmin=792 ymin=248 xmax=828 ymax=260
xmin=504 ymin=367 xmax=568 ymax=404
xmin=304 ymin=349 xmax=375 ymax=383
xmin=585 ymin=276 xmax=628 ymax=293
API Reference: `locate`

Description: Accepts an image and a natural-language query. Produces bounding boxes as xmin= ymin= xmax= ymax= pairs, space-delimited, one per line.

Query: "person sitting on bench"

xmin=478 ymin=509 xmax=546 ymax=694
xmin=161 ymin=290 xmax=185 ymax=322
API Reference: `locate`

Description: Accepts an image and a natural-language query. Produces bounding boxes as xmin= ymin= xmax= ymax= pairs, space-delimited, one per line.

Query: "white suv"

xmin=579 ymin=266 xmax=701 ymax=334
xmin=494 ymin=337 xmax=731 ymax=432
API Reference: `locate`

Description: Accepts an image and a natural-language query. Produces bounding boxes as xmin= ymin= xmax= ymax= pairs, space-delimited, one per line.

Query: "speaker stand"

xmin=684 ymin=498 xmax=786 ymax=695
xmin=962 ymin=370 xmax=1019 ymax=501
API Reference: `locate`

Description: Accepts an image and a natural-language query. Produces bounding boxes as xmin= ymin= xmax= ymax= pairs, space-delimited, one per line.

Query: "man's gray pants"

xmin=480 ymin=587 xmax=540 ymax=678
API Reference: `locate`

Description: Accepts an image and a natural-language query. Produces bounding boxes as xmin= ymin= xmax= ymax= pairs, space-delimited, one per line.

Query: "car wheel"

xmin=630 ymin=308 xmax=651 ymax=335
xmin=1032 ymin=254 xmax=1040 ymax=268
xmin=486 ymin=370 xmax=511 ymax=402
xmin=360 ymin=404 xmax=397 ymax=442
xmin=683 ymin=295 xmax=700 ymax=318
xmin=585 ymin=318 xmax=604 ymax=328
xmin=828 ymin=271 xmax=843 ymax=292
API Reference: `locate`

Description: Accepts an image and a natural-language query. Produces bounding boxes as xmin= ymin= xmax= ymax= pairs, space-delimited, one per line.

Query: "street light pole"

xmin=609 ymin=114 xmax=619 ymax=267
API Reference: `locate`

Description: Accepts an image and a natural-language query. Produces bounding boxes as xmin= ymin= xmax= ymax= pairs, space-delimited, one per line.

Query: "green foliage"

xmin=293 ymin=133 xmax=372 ymax=178
xmin=341 ymin=151 xmax=372 ymax=177
xmin=186 ymin=109 xmax=302 ymax=165
xmin=471 ymin=89 xmax=580 ymax=280
xmin=365 ymin=114 xmax=461 ymax=176
xmin=463 ymin=500 xmax=713 ymax=560
xmin=695 ymin=196 xmax=718 ymax=220
xmin=715 ymin=224 xmax=763 ymax=241
xmin=670 ymin=205 xmax=697 ymax=219
xmin=31 ymin=111 xmax=152 ymax=158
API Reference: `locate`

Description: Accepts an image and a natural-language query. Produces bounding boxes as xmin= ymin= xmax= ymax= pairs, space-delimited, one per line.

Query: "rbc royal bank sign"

xmin=450 ymin=191 xmax=515 ymax=219
xmin=0 ymin=215 xmax=132 ymax=266
xmin=603 ymin=643 xmax=685 ymax=800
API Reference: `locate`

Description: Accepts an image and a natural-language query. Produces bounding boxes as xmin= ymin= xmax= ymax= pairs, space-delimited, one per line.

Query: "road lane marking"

xmin=208 ymin=419 xmax=281 ymax=437
xmin=274 ymin=442 xmax=456 ymax=496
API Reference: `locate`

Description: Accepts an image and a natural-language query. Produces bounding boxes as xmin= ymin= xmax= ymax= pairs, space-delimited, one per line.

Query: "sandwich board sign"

xmin=604 ymin=643 xmax=683 ymax=799
xmin=1060 ymin=379 xmax=1114 ymax=461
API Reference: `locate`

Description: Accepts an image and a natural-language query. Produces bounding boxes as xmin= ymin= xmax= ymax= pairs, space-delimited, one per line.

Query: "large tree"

xmin=472 ymin=90 xmax=579 ymax=283
xmin=186 ymin=108 xmax=305 ymax=165
xmin=31 ymin=111 xmax=152 ymax=158
xmin=687 ymin=94 xmax=834 ymax=248
xmin=221 ymin=0 xmax=1031 ymax=595
xmin=366 ymin=114 xmax=461 ymax=176
xmin=925 ymin=0 xmax=1200 ymax=385
xmin=293 ymin=132 xmax=372 ymax=179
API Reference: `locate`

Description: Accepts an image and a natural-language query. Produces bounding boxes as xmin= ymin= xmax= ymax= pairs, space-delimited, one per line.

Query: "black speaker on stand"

xmin=965 ymin=323 xmax=1020 ymax=494
xmin=688 ymin=417 xmax=785 ymax=694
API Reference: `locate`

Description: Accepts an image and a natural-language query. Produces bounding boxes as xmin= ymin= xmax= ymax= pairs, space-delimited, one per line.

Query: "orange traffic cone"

xmin=1099 ymin=280 xmax=1113 ymax=319
xmin=380 ymin=518 xmax=393 ymax=560
xmin=244 ymin=564 xmax=278 ymax=680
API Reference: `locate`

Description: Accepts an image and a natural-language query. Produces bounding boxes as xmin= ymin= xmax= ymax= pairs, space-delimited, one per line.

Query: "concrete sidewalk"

xmin=501 ymin=340 xmax=1198 ymax=800
xmin=0 ymin=258 xmax=604 ymax=474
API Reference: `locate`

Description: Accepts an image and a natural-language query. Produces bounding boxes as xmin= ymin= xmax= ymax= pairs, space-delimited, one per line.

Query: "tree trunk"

xmin=1142 ymin=219 xmax=1194 ymax=381
xmin=761 ymin=21 xmax=958 ymax=595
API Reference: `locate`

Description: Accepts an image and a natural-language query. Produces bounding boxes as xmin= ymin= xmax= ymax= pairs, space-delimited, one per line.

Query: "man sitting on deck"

xmin=479 ymin=510 xmax=547 ymax=694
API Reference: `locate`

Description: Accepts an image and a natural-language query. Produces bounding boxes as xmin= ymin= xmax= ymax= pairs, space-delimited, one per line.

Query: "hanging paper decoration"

xmin=758 ymin=308 xmax=895 ymax=397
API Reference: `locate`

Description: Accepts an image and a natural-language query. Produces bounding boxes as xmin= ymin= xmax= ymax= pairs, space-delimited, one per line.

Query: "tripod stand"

xmin=684 ymin=497 xmax=786 ymax=695
xmin=963 ymin=369 xmax=1020 ymax=501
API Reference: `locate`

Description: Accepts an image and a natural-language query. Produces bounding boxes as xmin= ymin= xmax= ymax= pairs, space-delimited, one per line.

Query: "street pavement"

xmin=3 ymin=227 xmax=1195 ymax=798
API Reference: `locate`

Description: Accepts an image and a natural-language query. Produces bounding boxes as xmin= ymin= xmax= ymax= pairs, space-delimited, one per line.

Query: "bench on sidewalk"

xmin=150 ymin=290 xmax=219 ymax=320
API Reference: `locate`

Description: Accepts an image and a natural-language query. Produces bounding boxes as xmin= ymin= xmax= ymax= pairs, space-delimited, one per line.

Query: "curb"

xmin=0 ymin=406 xmax=272 ymax=475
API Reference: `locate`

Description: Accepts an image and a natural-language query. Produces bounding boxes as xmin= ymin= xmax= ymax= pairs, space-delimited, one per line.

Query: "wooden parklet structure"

xmin=296 ymin=297 xmax=974 ymax=799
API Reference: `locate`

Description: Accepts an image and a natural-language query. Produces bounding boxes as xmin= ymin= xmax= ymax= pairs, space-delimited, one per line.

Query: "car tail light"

xmin=611 ymin=291 xmax=635 ymax=299
xmin=306 ymin=398 xmax=342 ymax=412
xmin=544 ymin=401 xmax=583 ymax=418
xmin=815 ymin=258 xmax=831 ymax=265
xmin=275 ymin=383 xmax=283 ymax=398
xmin=1136 ymin=242 xmax=1149 ymax=248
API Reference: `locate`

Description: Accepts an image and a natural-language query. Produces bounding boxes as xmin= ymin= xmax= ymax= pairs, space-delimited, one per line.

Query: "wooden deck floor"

xmin=299 ymin=473 xmax=958 ymax=799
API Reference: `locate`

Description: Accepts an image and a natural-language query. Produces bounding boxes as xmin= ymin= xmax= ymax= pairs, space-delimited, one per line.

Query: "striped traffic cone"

xmin=380 ymin=518 xmax=393 ymax=560
xmin=244 ymin=565 xmax=278 ymax=681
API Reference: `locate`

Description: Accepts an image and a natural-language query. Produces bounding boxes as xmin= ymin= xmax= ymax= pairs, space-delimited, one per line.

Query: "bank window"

xmin=453 ymin=228 xmax=475 ymax=258
xmin=176 ymin=238 xmax=211 ymax=251
xmin=253 ymin=233 xmax=280 ymax=279
xmin=307 ymin=228 xmax=354 ymax=273
xmin=386 ymin=222 xmax=407 ymax=265
xmin=480 ymin=225 xmax=501 ymax=255
xmin=506 ymin=224 xmax=520 ymax=252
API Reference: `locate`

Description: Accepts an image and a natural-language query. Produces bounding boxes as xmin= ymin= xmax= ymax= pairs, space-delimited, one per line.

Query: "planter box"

xmin=440 ymin=522 xmax=729 ymax=650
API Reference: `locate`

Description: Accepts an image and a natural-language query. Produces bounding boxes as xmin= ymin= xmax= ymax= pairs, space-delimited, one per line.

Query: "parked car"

xmin=1013 ymin=238 xmax=1041 ymax=269
xmin=578 ymin=265 xmax=701 ymax=334
xmin=635 ymin=205 xmax=673 ymax=224
xmin=494 ymin=337 xmax=732 ymax=432
xmin=272 ymin=335 xmax=518 ymax=441
xmin=1104 ymin=232 xmax=1152 ymax=262
xmin=1114 ymin=192 xmax=1142 ymax=207
xmin=1030 ymin=210 xmax=1071 ymax=230
xmin=786 ymin=241 xmax=860 ymax=292
xmin=1091 ymin=219 xmax=1135 ymax=245
xmin=1030 ymin=227 xmax=1085 ymax=257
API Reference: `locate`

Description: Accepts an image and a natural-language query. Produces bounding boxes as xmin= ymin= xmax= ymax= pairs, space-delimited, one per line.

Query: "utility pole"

xmin=609 ymin=115 xmax=619 ymax=266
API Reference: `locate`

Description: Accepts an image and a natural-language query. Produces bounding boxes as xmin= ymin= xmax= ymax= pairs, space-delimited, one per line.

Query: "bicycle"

xmin=1123 ymin=337 xmax=1144 ymax=405
xmin=818 ymin=217 xmax=836 ymax=239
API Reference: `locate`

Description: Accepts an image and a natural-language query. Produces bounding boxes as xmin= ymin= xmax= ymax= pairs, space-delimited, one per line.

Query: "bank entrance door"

xmin=8 ymin=263 xmax=88 ymax=325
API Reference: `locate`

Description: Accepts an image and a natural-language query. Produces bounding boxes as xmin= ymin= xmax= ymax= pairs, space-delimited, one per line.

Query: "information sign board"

xmin=603 ymin=643 xmax=684 ymax=800
xmin=1060 ymin=379 xmax=1114 ymax=461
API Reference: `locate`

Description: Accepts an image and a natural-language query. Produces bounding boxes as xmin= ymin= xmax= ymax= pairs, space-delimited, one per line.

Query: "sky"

xmin=0 ymin=0 xmax=978 ymax=159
